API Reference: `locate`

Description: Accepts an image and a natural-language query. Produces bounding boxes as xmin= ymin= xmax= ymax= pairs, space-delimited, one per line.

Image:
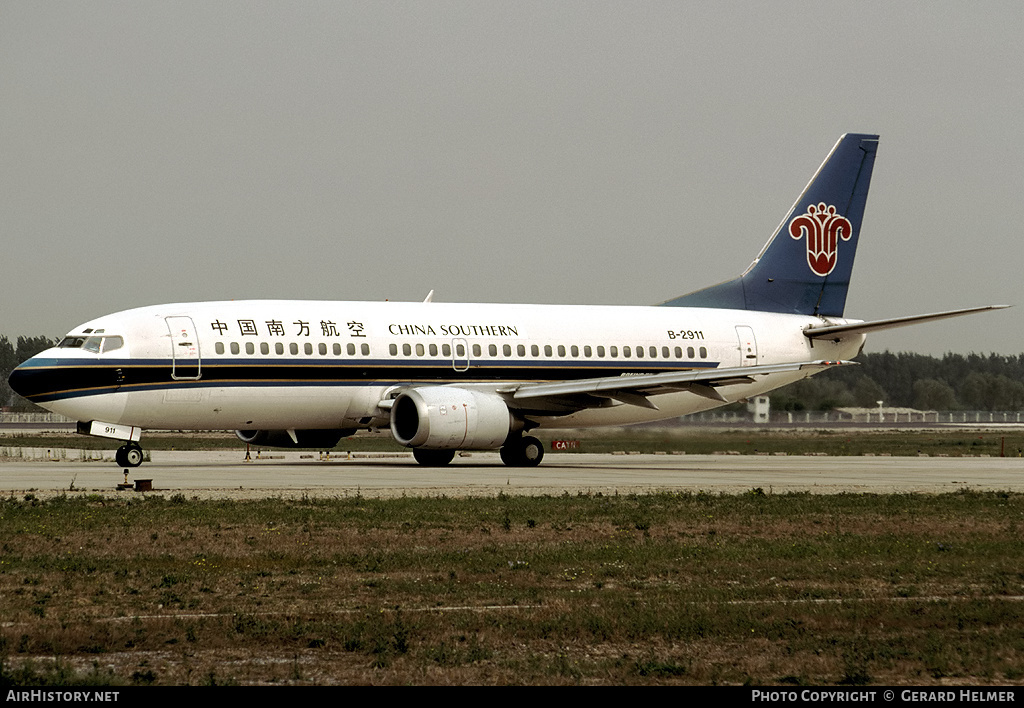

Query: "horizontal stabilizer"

xmin=803 ymin=305 xmax=1010 ymax=340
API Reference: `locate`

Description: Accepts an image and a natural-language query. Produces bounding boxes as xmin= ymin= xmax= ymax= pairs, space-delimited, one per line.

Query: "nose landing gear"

xmin=115 ymin=442 xmax=144 ymax=468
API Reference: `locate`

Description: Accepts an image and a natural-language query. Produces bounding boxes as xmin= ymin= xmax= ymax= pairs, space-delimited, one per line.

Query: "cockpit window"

xmin=58 ymin=335 xmax=124 ymax=354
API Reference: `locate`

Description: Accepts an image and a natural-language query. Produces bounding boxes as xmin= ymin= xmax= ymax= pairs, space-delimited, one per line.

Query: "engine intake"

xmin=390 ymin=387 xmax=513 ymax=450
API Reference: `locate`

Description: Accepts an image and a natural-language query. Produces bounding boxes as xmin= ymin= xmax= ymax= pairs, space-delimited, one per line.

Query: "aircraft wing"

xmin=803 ymin=305 xmax=1009 ymax=340
xmin=498 ymin=360 xmax=856 ymax=411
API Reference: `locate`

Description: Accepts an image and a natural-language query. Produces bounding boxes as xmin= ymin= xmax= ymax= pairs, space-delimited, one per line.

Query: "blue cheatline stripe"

xmin=13 ymin=357 xmax=721 ymax=403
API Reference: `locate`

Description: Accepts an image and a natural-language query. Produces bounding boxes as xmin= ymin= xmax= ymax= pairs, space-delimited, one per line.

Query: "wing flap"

xmin=506 ymin=360 xmax=855 ymax=409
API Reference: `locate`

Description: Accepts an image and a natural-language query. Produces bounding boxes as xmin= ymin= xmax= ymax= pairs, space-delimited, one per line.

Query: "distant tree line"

xmin=0 ymin=335 xmax=55 ymax=411
xmin=3 ymin=336 xmax=1024 ymax=413
xmin=772 ymin=352 xmax=1024 ymax=412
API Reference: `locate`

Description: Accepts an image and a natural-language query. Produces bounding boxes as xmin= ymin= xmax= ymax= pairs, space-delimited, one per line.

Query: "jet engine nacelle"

xmin=234 ymin=428 xmax=354 ymax=449
xmin=390 ymin=386 xmax=513 ymax=450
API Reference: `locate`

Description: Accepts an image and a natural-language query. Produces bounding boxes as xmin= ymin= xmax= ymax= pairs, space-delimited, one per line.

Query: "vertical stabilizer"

xmin=661 ymin=133 xmax=878 ymax=316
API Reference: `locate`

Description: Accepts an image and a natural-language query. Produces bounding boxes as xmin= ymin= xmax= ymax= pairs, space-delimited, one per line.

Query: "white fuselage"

xmin=22 ymin=299 xmax=864 ymax=432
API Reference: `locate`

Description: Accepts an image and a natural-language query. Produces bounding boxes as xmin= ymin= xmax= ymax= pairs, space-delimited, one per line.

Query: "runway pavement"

xmin=2 ymin=449 xmax=1023 ymax=499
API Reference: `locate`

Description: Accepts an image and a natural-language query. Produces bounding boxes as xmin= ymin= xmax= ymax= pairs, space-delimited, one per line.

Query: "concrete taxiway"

xmin=2 ymin=449 xmax=1023 ymax=499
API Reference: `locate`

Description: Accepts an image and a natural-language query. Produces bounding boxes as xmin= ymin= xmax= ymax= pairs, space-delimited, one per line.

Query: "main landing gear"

xmin=409 ymin=435 xmax=545 ymax=467
xmin=115 ymin=442 xmax=144 ymax=468
xmin=500 ymin=435 xmax=544 ymax=467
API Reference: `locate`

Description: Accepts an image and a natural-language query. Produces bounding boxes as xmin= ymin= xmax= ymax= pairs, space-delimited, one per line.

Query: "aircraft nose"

xmin=8 ymin=361 xmax=31 ymax=398
xmin=7 ymin=357 xmax=51 ymax=402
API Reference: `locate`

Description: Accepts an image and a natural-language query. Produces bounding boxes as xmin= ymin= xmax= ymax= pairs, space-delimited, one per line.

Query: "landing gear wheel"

xmin=412 ymin=448 xmax=456 ymax=467
xmin=500 ymin=436 xmax=544 ymax=467
xmin=499 ymin=445 xmax=517 ymax=466
xmin=116 ymin=443 xmax=144 ymax=468
xmin=520 ymin=436 xmax=544 ymax=466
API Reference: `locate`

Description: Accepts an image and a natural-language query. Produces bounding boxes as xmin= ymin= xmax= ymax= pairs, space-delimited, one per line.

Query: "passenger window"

xmin=557 ymin=345 xmax=566 ymax=357
xmin=442 ymin=344 xmax=451 ymax=357
xmin=245 ymin=342 xmax=255 ymax=355
xmin=403 ymin=343 xmax=412 ymax=356
xmin=610 ymin=346 xmax=618 ymax=358
xmin=503 ymin=344 xmax=511 ymax=357
xmin=699 ymin=346 xmax=708 ymax=358
xmin=623 ymin=346 xmax=631 ymax=358
xmin=488 ymin=344 xmax=497 ymax=357
xmin=230 ymin=342 xmax=240 ymax=355
xmin=347 ymin=343 xmax=355 ymax=355
xmin=304 ymin=343 xmax=313 ymax=355
xmin=674 ymin=346 xmax=682 ymax=358
xmin=334 ymin=343 xmax=342 ymax=355
xmin=687 ymin=347 xmax=695 ymax=358
xmin=429 ymin=344 xmax=438 ymax=356
xmin=456 ymin=344 xmax=465 ymax=357
xmin=261 ymin=342 xmax=270 ymax=355
xmin=416 ymin=343 xmax=425 ymax=356
xmin=597 ymin=346 xmax=605 ymax=357
xmin=531 ymin=345 xmax=539 ymax=357
xmin=650 ymin=346 xmax=658 ymax=358
xmin=389 ymin=344 xmax=398 ymax=356
xmin=544 ymin=345 xmax=552 ymax=357
xmin=635 ymin=346 xmax=643 ymax=358
xmin=318 ymin=343 xmax=327 ymax=355
xmin=361 ymin=343 xmax=370 ymax=355
xmin=472 ymin=344 xmax=481 ymax=357
xmin=289 ymin=343 xmax=299 ymax=355
xmin=215 ymin=342 xmax=225 ymax=355
xmin=584 ymin=346 xmax=592 ymax=357
xmin=517 ymin=344 xmax=525 ymax=357
xmin=276 ymin=342 xmax=284 ymax=355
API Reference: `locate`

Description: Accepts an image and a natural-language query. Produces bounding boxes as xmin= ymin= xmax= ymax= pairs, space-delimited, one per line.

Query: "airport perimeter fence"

xmin=684 ymin=410 xmax=1024 ymax=425
xmin=0 ymin=412 xmax=75 ymax=425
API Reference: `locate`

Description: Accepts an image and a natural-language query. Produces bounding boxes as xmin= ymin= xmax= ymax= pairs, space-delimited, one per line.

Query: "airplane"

xmin=7 ymin=133 xmax=1007 ymax=470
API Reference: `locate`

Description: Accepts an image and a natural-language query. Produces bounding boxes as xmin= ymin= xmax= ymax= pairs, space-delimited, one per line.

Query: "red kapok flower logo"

xmin=789 ymin=203 xmax=853 ymax=277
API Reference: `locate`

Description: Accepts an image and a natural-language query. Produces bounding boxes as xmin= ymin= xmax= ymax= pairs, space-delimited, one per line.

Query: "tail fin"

xmin=661 ymin=133 xmax=879 ymax=317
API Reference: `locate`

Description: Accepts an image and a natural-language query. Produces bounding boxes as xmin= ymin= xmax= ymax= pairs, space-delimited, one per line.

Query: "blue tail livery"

xmin=661 ymin=133 xmax=878 ymax=317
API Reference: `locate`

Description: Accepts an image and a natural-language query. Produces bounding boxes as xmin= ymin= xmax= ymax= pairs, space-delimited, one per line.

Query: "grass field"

xmin=2 ymin=489 xmax=1024 ymax=685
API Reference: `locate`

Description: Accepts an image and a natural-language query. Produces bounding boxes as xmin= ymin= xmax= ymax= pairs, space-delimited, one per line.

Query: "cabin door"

xmin=166 ymin=316 xmax=202 ymax=380
xmin=736 ymin=325 xmax=758 ymax=367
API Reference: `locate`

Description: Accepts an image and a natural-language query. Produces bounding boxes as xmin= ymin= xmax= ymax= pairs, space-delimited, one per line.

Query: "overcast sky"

xmin=2 ymin=1 xmax=1021 ymax=356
